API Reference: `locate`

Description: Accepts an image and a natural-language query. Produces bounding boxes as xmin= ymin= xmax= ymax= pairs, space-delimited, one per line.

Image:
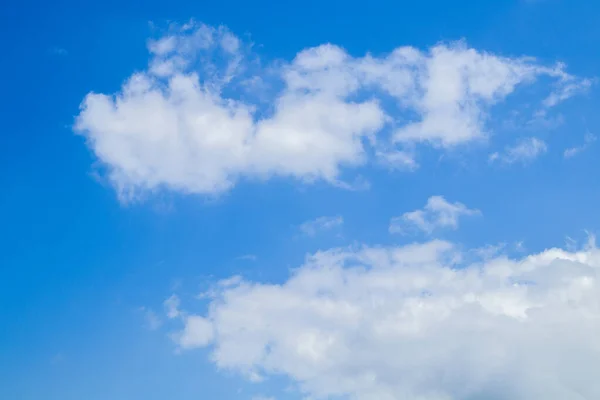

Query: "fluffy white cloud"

xmin=168 ymin=237 xmax=600 ymax=400
xmin=390 ymin=196 xmax=480 ymax=235
xmin=489 ymin=137 xmax=548 ymax=164
xmin=173 ymin=315 xmax=215 ymax=350
xmin=299 ymin=215 xmax=344 ymax=237
xmin=75 ymin=22 xmax=586 ymax=200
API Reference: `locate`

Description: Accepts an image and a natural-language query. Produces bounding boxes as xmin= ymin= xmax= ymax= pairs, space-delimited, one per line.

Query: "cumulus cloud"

xmin=489 ymin=137 xmax=547 ymax=164
xmin=75 ymin=22 xmax=586 ymax=200
xmin=172 ymin=315 xmax=215 ymax=350
xmin=167 ymin=237 xmax=600 ymax=400
xmin=564 ymin=132 xmax=596 ymax=158
xmin=299 ymin=215 xmax=344 ymax=237
xmin=390 ymin=196 xmax=480 ymax=235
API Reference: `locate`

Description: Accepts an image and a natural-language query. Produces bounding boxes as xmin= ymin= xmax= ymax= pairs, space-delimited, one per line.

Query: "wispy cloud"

xmin=299 ymin=215 xmax=344 ymax=237
xmin=390 ymin=196 xmax=480 ymax=235
xmin=140 ymin=307 xmax=163 ymax=330
xmin=164 ymin=295 xmax=181 ymax=319
xmin=489 ymin=137 xmax=547 ymax=165
xmin=543 ymin=77 xmax=593 ymax=108
xmin=564 ymin=132 xmax=596 ymax=158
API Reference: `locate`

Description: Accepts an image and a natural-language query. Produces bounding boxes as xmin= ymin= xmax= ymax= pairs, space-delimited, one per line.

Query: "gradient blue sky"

xmin=2 ymin=1 xmax=600 ymax=399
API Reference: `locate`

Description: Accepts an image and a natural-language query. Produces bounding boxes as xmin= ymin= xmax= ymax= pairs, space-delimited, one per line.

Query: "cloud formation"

xmin=389 ymin=196 xmax=480 ymax=235
xmin=564 ymin=132 xmax=596 ymax=158
xmin=489 ymin=137 xmax=548 ymax=165
xmin=299 ymin=215 xmax=344 ymax=237
xmin=167 ymin=237 xmax=600 ymax=400
xmin=75 ymin=22 xmax=587 ymax=200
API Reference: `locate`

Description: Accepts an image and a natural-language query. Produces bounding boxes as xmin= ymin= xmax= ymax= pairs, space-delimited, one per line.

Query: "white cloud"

xmin=141 ymin=307 xmax=162 ymax=330
xmin=172 ymin=315 xmax=214 ymax=350
xmin=300 ymin=216 xmax=344 ymax=237
xmin=489 ymin=137 xmax=547 ymax=164
xmin=543 ymin=75 xmax=593 ymax=108
xmin=390 ymin=196 xmax=480 ymax=235
xmin=164 ymin=294 xmax=181 ymax=319
xmin=388 ymin=45 xmax=535 ymax=146
xmin=167 ymin=237 xmax=600 ymax=400
xmin=75 ymin=22 xmax=586 ymax=200
xmin=564 ymin=132 xmax=596 ymax=158
xmin=375 ymin=148 xmax=418 ymax=171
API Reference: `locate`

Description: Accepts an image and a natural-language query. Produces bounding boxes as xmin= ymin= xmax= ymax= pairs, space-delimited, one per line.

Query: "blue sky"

xmin=2 ymin=1 xmax=600 ymax=399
